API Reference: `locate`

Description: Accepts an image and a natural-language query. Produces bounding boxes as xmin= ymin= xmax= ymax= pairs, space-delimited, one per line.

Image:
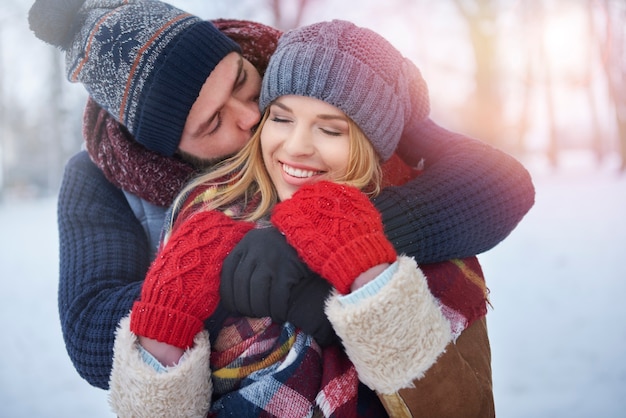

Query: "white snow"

xmin=1 ymin=152 xmax=625 ymax=417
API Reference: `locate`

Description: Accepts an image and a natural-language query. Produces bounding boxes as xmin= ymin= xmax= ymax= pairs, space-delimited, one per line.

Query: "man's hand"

xmin=221 ymin=227 xmax=337 ymax=345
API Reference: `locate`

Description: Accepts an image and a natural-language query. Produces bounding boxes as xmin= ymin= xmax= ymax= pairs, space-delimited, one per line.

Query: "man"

xmin=29 ymin=0 xmax=534 ymax=391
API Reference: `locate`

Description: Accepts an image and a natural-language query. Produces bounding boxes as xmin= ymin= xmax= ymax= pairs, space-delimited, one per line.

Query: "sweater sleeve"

xmin=374 ymin=119 xmax=535 ymax=263
xmin=58 ymin=151 xmax=152 ymax=389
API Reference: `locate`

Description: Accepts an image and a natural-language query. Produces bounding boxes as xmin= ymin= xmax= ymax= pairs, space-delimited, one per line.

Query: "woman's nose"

xmin=283 ymin=125 xmax=314 ymax=156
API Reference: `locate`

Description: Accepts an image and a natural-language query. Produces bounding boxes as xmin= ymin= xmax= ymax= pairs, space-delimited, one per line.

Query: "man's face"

xmin=178 ymin=52 xmax=262 ymax=167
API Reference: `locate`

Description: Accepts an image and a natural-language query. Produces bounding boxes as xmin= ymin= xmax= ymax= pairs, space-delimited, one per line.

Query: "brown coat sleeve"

xmin=380 ymin=318 xmax=494 ymax=417
xmin=326 ymin=256 xmax=494 ymax=418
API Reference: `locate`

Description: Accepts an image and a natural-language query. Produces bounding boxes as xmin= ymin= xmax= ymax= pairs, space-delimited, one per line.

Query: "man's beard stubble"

xmin=175 ymin=149 xmax=238 ymax=172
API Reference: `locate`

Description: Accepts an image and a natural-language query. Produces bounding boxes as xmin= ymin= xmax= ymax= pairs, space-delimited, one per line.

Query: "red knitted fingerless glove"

xmin=271 ymin=181 xmax=397 ymax=294
xmin=130 ymin=210 xmax=254 ymax=348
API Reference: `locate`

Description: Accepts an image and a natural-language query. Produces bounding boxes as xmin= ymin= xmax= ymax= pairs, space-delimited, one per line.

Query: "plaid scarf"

xmin=207 ymin=316 xmax=386 ymax=418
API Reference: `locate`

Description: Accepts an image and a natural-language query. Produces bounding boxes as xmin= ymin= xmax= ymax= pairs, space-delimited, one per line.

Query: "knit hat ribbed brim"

xmin=29 ymin=0 xmax=241 ymax=156
xmin=259 ymin=20 xmax=430 ymax=162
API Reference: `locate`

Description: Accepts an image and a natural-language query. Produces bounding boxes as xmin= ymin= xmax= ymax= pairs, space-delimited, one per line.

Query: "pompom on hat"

xmin=259 ymin=19 xmax=430 ymax=162
xmin=28 ymin=0 xmax=241 ymax=157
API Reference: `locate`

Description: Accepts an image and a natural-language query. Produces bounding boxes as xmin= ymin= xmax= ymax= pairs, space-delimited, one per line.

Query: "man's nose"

xmin=229 ymin=97 xmax=260 ymax=131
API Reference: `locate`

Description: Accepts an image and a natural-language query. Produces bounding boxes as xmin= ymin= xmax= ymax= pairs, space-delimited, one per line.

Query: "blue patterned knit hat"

xmin=28 ymin=0 xmax=241 ymax=156
xmin=259 ymin=20 xmax=430 ymax=162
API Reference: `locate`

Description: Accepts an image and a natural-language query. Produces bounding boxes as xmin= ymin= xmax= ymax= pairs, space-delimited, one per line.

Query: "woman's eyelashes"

xmin=270 ymin=115 xmax=290 ymax=124
xmin=320 ymin=128 xmax=342 ymax=137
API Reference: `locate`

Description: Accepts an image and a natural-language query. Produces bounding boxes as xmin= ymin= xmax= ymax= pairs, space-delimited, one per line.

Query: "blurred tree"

xmin=452 ymin=0 xmax=504 ymax=147
xmin=512 ymin=1 xmax=536 ymax=157
xmin=535 ymin=0 xmax=559 ymax=167
xmin=595 ymin=0 xmax=626 ymax=171
xmin=268 ymin=0 xmax=311 ymax=30
xmin=1 ymin=1 xmax=93 ymax=197
xmin=46 ymin=47 xmax=65 ymax=192
xmin=5 ymin=0 xmax=626 ymax=199
xmin=584 ymin=0 xmax=604 ymax=165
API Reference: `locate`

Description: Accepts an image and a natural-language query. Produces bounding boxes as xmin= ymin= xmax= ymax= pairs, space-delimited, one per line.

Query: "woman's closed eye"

xmin=319 ymin=127 xmax=343 ymax=137
xmin=270 ymin=115 xmax=291 ymax=124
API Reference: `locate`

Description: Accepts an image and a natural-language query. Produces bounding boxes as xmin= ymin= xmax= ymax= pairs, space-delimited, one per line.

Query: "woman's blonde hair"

xmin=172 ymin=106 xmax=382 ymax=223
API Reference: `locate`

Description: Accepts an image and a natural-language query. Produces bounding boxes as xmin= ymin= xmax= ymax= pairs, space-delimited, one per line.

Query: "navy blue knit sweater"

xmin=58 ymin=126 xmax=534 ymax=389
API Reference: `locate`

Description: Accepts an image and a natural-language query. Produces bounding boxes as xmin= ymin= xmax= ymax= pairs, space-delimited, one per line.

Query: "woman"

xmin=110 ymin=20 xmax=496 ymax=417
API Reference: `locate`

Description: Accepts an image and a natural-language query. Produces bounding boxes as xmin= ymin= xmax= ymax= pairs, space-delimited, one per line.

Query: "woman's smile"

xmin=281 ymin=162 xmax=323 ymax=179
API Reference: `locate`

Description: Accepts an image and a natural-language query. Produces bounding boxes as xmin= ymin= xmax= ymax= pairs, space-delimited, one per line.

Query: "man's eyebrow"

xmin=233 ymin=55 xmax=246 ymax=91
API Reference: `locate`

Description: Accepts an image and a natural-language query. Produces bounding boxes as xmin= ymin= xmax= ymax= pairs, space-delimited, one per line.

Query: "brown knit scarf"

xmin=83 ymin=97 xmax=196 ymax=208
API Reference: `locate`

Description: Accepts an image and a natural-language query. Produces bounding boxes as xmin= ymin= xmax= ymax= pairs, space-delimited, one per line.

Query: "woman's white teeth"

xmin=282 ymin=164 xmax=318 ymax=178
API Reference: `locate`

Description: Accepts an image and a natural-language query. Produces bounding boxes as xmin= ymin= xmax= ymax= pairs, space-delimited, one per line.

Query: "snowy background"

xmin=2 ymin=0 xmax=625 ymax=416
xmin=1 ymin=152 xmax=625 ymax=417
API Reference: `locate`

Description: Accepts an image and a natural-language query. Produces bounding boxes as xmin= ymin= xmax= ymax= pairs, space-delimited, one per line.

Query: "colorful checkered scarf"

xmin=207 ymin=316 xmax=386 ymax=418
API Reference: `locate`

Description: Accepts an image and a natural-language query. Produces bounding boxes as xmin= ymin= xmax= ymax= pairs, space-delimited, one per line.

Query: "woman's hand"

xmin=271 ymin=181 xmax=396 ymax=294
xmin=138 ymin=336 xmax=185 ymax=367
xmin=130 ymin=210 xmax=254 ymax=349
xmin=350 ymin=263 xmax=390 ymax=292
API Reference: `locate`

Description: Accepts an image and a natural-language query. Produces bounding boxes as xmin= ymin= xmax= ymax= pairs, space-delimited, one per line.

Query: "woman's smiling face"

xmin=261 ymin=95 xmax=351 ymax=201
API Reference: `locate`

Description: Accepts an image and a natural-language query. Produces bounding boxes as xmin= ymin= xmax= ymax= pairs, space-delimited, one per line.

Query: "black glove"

xmin=220 ymin=227 xmax=337 ymax=346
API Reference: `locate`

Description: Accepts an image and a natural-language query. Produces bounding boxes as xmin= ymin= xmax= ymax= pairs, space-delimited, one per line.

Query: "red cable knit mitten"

xmin=130 ymin=210 xmax=254 ymax=349
xmin=271 ymin=181 xmax=397 ymax=294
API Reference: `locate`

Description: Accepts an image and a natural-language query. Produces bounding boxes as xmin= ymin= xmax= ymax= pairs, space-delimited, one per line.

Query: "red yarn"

xmin=130 ymin=210 xmax=254 ymax=348
xmin=212 ymin=19 xmax=281 ymax=78
xmin=271 ymin=181 xmax=397 ymax=294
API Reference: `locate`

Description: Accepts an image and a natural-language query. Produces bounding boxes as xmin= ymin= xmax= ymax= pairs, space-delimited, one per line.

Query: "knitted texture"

xmin=29 ymin=0 xmax=240 ymax=156
xmin=260 ymin=19 xmax=429 ymax=161
xmin=83 ymin=97 xmax=195 ymax=207
xmin=57 ymin=152 xmax=150 ymax=390
xmin=130 ymin=210 xmax=254 ymax=348
xmin=271 ymin=182 xmax=397 ymax=294
xmin=220 ymin=227 xmax=337 ymax=346
xmin=57 ymin=137 xmax=532 ymax=390
xmin=211 ymin=19 xmax=282 ymax=78
xmin=376 ymin=118 xmax=535 ymax=262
